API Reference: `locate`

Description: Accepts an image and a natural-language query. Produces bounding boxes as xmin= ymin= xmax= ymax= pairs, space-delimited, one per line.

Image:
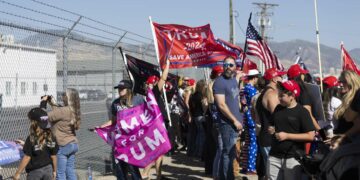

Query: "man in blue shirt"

xmin=213 ymin=56 xmax=244 ymax=180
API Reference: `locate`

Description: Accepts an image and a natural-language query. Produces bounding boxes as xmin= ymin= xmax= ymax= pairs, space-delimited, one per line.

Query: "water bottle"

xmin=87 ymin=164 xmax=93 ymax=180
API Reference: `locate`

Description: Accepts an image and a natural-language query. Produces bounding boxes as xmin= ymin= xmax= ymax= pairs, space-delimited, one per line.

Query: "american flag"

xmin=245 ymin=14 xmax=284 ymax=71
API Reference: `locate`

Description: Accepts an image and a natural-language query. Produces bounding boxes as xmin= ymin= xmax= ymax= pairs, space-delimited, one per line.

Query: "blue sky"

xmin=2 ymin=0 xmax=360 ymax=50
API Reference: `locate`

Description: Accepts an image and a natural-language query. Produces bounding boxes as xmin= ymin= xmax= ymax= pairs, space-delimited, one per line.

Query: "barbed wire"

xmin=27 ymin=0 xmax=153 ymax=41
xmin=0 ymin=0 xmax=154 ymax=46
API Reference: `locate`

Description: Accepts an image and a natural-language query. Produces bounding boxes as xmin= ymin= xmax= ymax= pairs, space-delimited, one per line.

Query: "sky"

xmin=1 ymin=0 xmax=360 ymax=50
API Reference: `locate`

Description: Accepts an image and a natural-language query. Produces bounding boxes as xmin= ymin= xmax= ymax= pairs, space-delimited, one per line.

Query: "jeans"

xmin=259 ymin=146 xmax=271 ymax=167
xmin=186 ymin=119 xmax=197 ymax=156
xmin=194 ymin=116 xmax=205 ymax=158
xmin=218 ymin=122 xmax=238 ymax=180
xmin=212 ymin=123 xmax=223 ymax=178
xmin=57 ymin=143 xmax=78 ymax=180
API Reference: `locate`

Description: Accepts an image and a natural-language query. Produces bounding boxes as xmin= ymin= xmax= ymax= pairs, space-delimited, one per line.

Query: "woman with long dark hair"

xmin=287 ymin=64 xmax=320 ymax=131
xmin=41 ymin=88 xmax=81 ymax=180
xmin=322 ymin=76 xmax=341 ymax=136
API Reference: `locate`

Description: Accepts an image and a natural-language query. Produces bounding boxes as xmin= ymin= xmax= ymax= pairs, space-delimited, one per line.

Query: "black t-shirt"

xmin=351 ymin=89 xmax=360 ymax=113
xmin=189 ymin=92 xmax=204 ymax=117
xmin=298 ymin=87 xmax=312 ymax=106
xmin=269 ymin=104 xmax=315 ymax=158
xmin=23 ymin=136 xmax=58 ymax=172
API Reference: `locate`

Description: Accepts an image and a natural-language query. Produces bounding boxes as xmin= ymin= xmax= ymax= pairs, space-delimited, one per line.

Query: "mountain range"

xmin=19 ymin=30 xmax=360 ymax=75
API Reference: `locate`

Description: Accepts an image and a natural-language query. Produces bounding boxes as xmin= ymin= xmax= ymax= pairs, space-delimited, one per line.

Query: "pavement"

xmin=85 ymin=151 xmax=258 ymax=180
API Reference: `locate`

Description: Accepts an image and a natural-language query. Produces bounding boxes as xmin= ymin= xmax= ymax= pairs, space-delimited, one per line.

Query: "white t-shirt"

xmin=326 ymin=96 xmax=342 ymax=122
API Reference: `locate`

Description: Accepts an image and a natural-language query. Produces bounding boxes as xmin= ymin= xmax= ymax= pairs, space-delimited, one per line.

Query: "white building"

xmin=0 ymin=41 xmax=57 ymax=108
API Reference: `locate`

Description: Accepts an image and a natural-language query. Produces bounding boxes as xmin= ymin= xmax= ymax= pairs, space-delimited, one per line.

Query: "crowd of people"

xmin=10 ymin=56 xmax=360 ymax=180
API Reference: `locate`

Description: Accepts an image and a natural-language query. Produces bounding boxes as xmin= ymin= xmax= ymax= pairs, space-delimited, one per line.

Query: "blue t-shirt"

xmin=213 ymin=75 xmax=242 ymax=126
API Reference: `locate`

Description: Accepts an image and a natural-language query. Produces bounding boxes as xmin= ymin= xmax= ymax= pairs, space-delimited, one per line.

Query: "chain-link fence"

xmin=0 ymin=0 xmax=158 ymax=179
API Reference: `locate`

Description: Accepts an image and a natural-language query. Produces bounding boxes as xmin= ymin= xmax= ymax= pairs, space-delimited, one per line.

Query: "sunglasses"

xmin=223 ymin=63 xmax=235 ymax=68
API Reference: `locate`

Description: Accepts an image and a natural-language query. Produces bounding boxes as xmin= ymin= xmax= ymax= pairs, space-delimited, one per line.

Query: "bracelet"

xmin=161 ymin=78 xmax=167 ymax=81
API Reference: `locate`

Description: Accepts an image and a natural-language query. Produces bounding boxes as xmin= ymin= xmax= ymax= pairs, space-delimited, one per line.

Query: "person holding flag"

xmin=99 ymin=79 xmax=144 ymax=180
xmin=141 ymin=59 xmax=171 ymax=180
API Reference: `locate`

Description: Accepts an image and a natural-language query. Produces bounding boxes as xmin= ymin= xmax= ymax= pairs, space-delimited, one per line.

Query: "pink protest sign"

xmin=95 ymin=89 xmax=171 ymax=167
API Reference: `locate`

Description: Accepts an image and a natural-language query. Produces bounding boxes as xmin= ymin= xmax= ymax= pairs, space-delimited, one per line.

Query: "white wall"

xmin=0 ymin=44 xmax=57 ymax=108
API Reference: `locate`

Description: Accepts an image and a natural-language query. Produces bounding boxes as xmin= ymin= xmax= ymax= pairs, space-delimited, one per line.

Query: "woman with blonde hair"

xmin=328 ymin=70 xmax=360 ymax=149
xmin=41 ymin=88 xmax=81 ymax=180
xmin=98 ymin=80 xmax=144 ymax=180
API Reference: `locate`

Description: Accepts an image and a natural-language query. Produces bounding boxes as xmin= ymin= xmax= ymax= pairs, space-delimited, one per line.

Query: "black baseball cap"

xmin=28 ymin=108 xmax=51 ymax=129
xmin=114 ymin=80 xmax=133 ymax=89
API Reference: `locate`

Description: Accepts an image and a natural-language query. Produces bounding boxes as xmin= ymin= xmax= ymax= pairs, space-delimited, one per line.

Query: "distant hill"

xmin=238 ymin=39 xmax=360 ymax=74
xmin=18 ymin=31 xmax=360 ymax=75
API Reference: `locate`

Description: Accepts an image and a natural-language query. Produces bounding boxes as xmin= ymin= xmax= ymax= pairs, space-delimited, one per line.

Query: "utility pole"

xmin=253 ymin=2 xmax=278 ymax=72
xmin=229 ymin=0 xmax=235 ymax=44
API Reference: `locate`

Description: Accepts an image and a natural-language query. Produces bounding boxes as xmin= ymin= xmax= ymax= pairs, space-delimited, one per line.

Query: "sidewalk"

xmin=79 ymin=151 xmax=257 ymax=180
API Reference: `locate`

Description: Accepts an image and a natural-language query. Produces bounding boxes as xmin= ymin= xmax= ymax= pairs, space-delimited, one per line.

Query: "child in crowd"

xmin=13 ymin=108 xmax=58 ymax=180
xmin=267 ymin=80 xmax=315 ymax=180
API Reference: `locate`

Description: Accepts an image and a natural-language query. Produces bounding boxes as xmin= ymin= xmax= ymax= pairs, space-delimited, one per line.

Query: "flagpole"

xmin=340 ymin=41 xmax=344 ymax=71
xmin=314 ymin=0 xmax=323 ymax=92
xmin=149 ymin=16 xmax=172 ymax=126
xmin=120 ymin=52 xmax=136 ymax=91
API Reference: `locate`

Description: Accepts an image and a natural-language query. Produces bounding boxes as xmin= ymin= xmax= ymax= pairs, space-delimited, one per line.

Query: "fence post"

xmin=62 ymin=16 xmax=82 ymax=92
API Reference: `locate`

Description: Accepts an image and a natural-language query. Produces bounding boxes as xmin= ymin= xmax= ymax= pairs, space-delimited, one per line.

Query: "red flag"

xmin=152 ymin=22 xmax=240 ymax=69
xmin=242 ymin=58 xmax=258 ymax=74
xmin=341 ymin=43 xmax=360 ymax=75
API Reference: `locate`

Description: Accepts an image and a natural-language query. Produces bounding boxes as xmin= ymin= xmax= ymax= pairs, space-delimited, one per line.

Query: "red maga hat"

xmin=287 ymin=64 xmax=309 ymax=79
xmin=280 ymin=80 xmax=301 ymax=97
xmin=187 ymin=79 xmax=196 ymax=86
xmin=264 ymin=68 xmax=287 ymax=80
xmin=146 ymin=75 xmax=159 ymax=85
xmin=323 ymin=76 xmax=340 ymax=88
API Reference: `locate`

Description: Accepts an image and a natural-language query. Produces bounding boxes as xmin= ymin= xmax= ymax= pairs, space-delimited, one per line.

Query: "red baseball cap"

xmin=323 ymin=76 xmax=340 ymax=88
xmin=287 ymin=64 xmax=309 ymax=79
xmin=187 ymin=79 xmax=196 ymax=86
xmin=280 ymin=80 xmax=301 ymax=97
xmin=212 ymin=66 xmax=224 ymax=74
xmin=146 ymin=75 xmax=159 ymax=85
xmin=264 ymin=68 xmax=287 ymax=80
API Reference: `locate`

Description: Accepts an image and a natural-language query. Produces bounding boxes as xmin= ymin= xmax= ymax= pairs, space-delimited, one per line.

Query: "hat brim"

xmin=114 ymin=85 xmax=127 ymax=89
xmin=301 ymin=69 xmax=309 ymax=74
xmin=277 ymin=71 xmax=287 ymax=76
xmin=246 ymin=73 xmax=261 ymax=77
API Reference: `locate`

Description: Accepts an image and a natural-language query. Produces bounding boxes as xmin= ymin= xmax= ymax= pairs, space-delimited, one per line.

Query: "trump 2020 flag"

xmin=151 ymin=22 xmax=241 ymax=69
xmin=95 ymin=89 xmax=171 ymax=168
